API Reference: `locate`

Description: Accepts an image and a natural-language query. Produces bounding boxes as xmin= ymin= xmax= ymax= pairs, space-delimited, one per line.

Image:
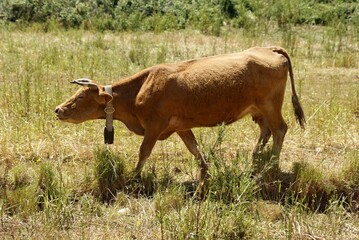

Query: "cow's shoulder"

xmin=135 ymin=64 xmax=177 ymax=106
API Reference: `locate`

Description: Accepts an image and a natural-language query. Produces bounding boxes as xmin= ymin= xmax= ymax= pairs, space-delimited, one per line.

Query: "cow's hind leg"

xmin=252 ymin=116 xmax=272 ymax=158
xmin=177 ymin=130 xmax=208 ymax=182
xmin=269 ymin=116 xmax=287 ymax=159
xmin=265 ymin=113 xmax=287 ymax=163
xmin=257 ymin=104 xmax=288 ymax=172
xmin=252 ymin=115 xmax=272 ymax=174
xmin=177 ymin=130 xmax=209 ymax=198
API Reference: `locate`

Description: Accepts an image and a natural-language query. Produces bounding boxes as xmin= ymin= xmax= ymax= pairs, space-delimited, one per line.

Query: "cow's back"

xmin=176 ymin=46 xmax=289 ymax=89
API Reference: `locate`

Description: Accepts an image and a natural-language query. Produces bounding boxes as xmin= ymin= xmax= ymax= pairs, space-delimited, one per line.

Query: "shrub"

xmin=1 ymin=0 xmax=356 ymax=34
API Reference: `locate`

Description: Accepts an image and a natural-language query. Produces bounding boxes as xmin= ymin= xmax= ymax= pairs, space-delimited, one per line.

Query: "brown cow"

xmin=55 ymin=46 xmax=305 ymax=181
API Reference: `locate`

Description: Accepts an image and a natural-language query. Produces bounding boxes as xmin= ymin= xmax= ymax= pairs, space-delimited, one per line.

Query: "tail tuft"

xmin=292 ymin=95 xmax=306 ymax=129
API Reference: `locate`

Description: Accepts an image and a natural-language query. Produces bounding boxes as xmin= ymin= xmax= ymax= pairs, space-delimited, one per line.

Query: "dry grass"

xmin=0 ymin=24 xmax=358 ymax=239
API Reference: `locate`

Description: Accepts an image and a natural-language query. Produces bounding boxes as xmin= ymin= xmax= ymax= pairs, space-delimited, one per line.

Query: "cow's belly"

xmin=168 ymin=105 xmax=256 ymax=130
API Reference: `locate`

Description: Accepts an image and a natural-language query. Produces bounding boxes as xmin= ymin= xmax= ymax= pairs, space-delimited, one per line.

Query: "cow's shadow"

xmin=250 ymin=154 xmax=358 ymax=212
xmin=98 ymin=152 xmax=359 ymax=213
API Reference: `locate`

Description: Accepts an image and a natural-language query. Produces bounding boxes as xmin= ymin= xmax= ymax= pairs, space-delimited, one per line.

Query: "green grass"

xmin=0 ymin=21 xmax=358 ymax=239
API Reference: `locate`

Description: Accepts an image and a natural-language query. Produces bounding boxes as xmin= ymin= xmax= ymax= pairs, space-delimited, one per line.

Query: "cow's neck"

xmin=109 ymin=70 xmax=148 ymax=124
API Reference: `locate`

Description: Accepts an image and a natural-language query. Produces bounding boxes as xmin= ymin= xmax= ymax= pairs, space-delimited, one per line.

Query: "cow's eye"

xmin=77 ymin=94 xmax=85 ymax=100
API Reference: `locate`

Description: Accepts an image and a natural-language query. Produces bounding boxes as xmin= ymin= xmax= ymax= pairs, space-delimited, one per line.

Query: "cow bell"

xmin=104 ymin=126 xmax=114 ymax=144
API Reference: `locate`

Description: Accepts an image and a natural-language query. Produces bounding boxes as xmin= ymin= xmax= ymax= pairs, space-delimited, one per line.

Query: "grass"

xmin=0 ymin=21 xmax=358 ymax=239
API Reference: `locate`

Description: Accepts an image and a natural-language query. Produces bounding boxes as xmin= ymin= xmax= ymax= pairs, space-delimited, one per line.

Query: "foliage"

xmin=0 ymin=0 xmax=358 ymax=34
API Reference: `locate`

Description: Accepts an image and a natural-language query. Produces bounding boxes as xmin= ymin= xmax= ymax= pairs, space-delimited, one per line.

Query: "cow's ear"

xmin=97 ymin=89 xmax=113 ymax=104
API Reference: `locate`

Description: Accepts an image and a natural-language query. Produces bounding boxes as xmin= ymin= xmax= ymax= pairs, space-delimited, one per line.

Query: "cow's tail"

xmin=273 ymin=47 xmax=306 ymax=129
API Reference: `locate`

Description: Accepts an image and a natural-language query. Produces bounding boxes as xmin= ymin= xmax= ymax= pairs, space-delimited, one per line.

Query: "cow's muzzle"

xmin=55 ymin=106 xmax=66 ymax=120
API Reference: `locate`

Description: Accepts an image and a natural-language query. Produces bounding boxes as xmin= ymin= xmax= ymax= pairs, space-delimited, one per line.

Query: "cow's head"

xmin=55 ymin=79 xmax=113 ymax=123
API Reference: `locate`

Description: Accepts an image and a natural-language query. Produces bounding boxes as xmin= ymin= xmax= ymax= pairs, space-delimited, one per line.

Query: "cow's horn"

xmin=71 ymin=78 xmax=98 ymax=87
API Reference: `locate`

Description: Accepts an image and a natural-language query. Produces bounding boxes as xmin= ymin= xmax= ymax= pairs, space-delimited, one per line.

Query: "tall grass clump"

xmin=290 ymin=162 xmax=338 ymax=211
xmin=2 ymin=162 xmax=65 ymax=216
xmin=36 ymin=162 xmax=76 ymax=230
xmin=128 ymin=38 xmax=150 ymax=68
xmin=154 ymin=185 xmax=254 ymax=239
xmin=94 ymin=147 xmax=127 ymax=202
xmin=36 ymin=162 xmax=64 ymax=209
xmin=210 ymin=155 xmax=256 ymax=204
xmin=1 ymin=163 xmax=37 ymax=217
xmin=1 ymin=161 xmax=75 ymax=230
xmin=340 ymin=150 xmax=359 ymax=187
xmin=207 ymin=126 xmax=258 ymax=204
xmin=157 ymin=199 xmax=252 ymax=239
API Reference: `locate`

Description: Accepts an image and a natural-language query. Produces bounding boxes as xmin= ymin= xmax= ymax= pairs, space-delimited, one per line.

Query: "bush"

xmin=0 ymin=0 xmax=357 ymax=34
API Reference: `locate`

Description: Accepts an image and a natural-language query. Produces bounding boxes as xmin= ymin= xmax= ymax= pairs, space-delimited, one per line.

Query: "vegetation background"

xmin=0 ymin=0 xmax=358 ymax=239
xmin=0 ymin=0 xmax=358 ymax=34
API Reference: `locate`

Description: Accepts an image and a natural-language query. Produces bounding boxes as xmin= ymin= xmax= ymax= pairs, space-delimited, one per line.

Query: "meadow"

xmin=0 ymin=19 xmax=358 ymax=239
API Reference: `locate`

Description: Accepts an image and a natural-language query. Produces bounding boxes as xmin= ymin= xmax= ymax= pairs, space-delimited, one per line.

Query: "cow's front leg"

xmin=132 ymin=117 xmax=168 ymax=178
xmin=132 ymin=132 xmax=159 ymax=178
